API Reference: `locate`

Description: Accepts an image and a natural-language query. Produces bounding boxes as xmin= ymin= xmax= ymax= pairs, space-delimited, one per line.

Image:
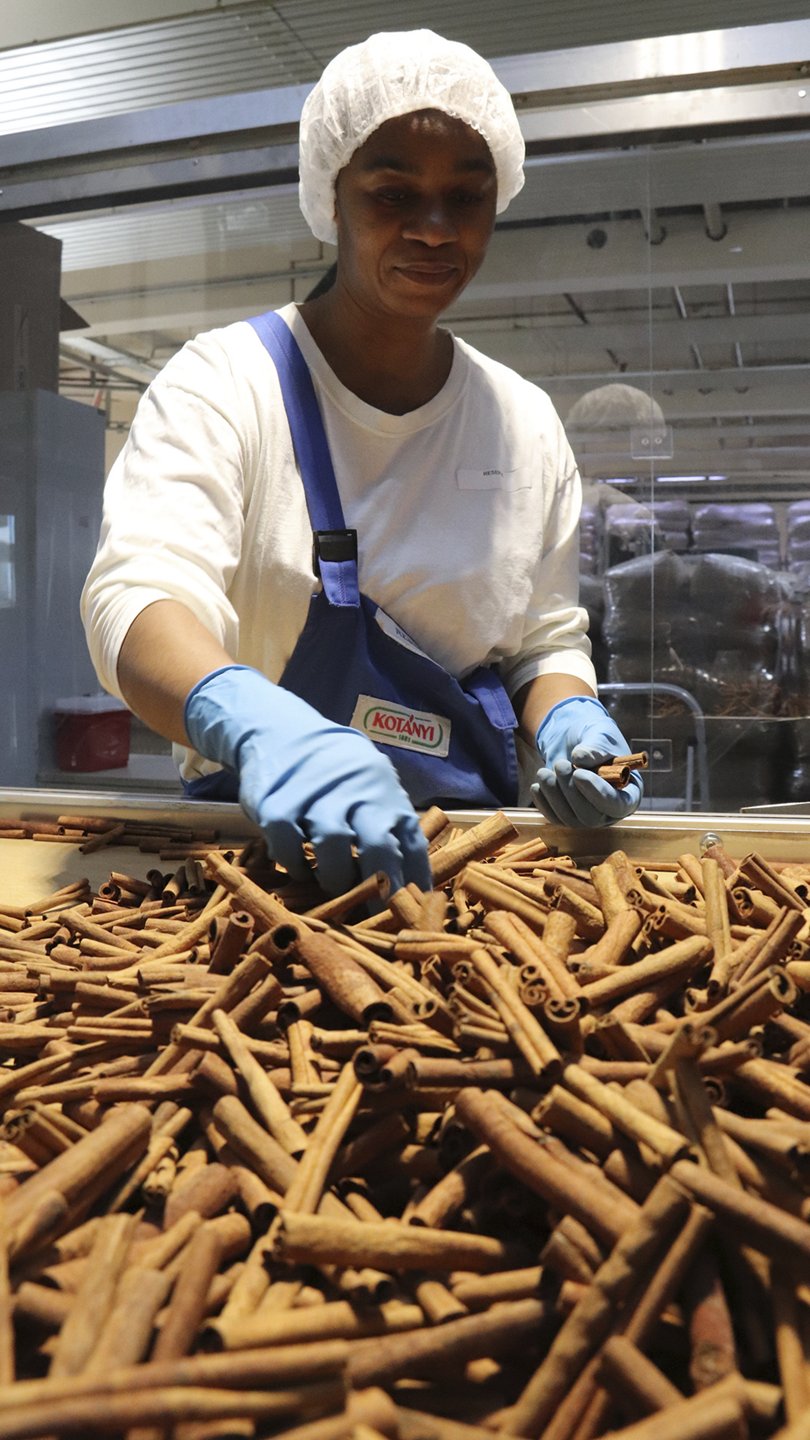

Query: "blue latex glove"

xmin=531 ymin=695 xmax=644 ymax=827
xmin=185 ymin=665 xmax=431 ymax=896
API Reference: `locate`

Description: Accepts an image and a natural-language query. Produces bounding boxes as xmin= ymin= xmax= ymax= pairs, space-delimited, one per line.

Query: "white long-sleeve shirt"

xmin=82 ymin=303 xmax=596 ymax=781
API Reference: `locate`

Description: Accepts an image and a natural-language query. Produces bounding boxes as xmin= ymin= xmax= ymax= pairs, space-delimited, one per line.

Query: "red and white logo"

xmin=351 ymin=695 xmax=451 ymax=757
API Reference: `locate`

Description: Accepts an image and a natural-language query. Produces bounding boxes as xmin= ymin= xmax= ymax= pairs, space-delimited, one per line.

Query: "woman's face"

xmin=333 ymin=109 xmax=498 ymax=324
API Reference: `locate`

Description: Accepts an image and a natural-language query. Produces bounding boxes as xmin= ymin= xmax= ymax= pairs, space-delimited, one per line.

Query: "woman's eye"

xmin=369 ymin=186 xmax=488 ymax=208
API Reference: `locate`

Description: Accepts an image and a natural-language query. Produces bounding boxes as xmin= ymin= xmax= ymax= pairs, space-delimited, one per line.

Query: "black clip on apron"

xmin=188 ymin=311 xmax=519 ymax=809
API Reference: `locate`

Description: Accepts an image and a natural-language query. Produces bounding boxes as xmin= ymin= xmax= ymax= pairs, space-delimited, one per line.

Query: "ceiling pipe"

xmin=640 ymin=207 xmax=666 ymax=245
xmin=703 ymin=202 xmax=728 ymax=240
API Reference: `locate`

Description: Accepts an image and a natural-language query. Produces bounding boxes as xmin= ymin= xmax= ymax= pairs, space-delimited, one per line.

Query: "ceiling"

xmin=4 ymin=0 xmax=810 ymax=124
xmin=3 ymin=2 xmax=810 ymax=490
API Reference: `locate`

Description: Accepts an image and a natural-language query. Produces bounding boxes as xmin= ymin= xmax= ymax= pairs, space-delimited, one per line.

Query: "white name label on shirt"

xmin=351 ymin=695 xmax=451 ymax=758
xmin=374 ymin=606 xmax=433 ymax=661
xmin=456 ymin=466 xmax=531 ymax=491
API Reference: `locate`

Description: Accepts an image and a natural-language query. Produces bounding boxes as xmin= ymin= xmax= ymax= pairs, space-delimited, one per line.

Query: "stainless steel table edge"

xmin=0 ymin=786 xmax=252 ymax=836
xmin=5 ymin=790 xmax=810 ymax=863
xmin=452 ymin=808 xmax=810 ymax=862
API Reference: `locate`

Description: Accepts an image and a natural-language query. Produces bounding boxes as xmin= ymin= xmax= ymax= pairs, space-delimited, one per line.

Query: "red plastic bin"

xmin=53 ymin=695 xmax=132 ymax=772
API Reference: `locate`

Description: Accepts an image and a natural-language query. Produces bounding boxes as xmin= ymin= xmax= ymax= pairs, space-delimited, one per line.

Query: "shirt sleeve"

xmin=498 ymin=402 xmax=598 ymax=699
xmin=81 ymin=330 xmax=255 ymax=699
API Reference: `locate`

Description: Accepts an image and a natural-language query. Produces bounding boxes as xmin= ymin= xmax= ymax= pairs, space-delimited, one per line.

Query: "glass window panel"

xmin=10 ymin=52 xmax=810 ymax=809
xmin=0 ymin=514 xmax=15 ymax=608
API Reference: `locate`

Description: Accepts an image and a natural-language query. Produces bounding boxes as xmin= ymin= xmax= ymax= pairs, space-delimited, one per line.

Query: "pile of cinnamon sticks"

xmin=1 ymin=807 xmax=810 ymax=1439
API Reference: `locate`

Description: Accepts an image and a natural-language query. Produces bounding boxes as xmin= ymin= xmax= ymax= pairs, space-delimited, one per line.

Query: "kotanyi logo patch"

xmin=351 ymin=695 xmax=451 ymax=758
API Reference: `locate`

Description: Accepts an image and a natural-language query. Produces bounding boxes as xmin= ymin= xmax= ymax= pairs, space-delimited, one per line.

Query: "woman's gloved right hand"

xmin=184 ymin=665 xmax=431 ymax=897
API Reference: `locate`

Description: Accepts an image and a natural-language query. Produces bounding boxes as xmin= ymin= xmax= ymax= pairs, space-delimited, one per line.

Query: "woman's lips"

xmin=395 ymin=264 xmax=459 ymax=286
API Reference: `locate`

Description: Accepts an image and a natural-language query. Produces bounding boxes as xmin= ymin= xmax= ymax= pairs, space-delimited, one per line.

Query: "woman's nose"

xmin=402 ymin=198 xmax=458 ymax=244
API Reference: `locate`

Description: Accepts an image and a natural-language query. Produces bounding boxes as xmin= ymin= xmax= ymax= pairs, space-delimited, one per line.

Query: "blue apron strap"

xmin=247 ymin=309 xmax=359 ymax=608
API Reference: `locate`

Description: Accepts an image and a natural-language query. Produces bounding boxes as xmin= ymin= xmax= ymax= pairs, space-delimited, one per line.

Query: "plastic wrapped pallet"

xmin=579 ymin=500 xmax=601 ymax=576
xmin=603 ymin=552 xmax=785 ymax=808
xmin=650 ymin=498 xmax=691 ymax=551
xmin=691 ymin=501 xmax=781 ymax=569
xmin=602 ymin=551 xmax=688 ymax=643
xmin=605 ymin=553 xmax=782 ymax=710
xmin=687 ymin=553 xmax=783 ymax=649
xmin=786 ymin=504 xmax=810 ymax=571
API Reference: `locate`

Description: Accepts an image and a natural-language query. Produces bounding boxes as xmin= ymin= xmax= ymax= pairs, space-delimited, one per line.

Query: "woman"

xmin=81 ymin=29 xmax=643 ymax=897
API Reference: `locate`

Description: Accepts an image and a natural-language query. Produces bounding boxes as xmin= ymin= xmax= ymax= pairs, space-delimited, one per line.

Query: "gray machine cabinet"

xmin=0 ymin=390 xmax=105 ymax=785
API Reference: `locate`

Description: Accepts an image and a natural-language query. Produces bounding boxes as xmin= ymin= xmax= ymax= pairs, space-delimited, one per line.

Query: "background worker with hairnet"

xmin=81 ymin=28 xmax=643 ymax=898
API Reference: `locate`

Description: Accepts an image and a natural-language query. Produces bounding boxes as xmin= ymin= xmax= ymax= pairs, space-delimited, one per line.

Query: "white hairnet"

xmin=299 ymin=29 xmax=525 ymax=246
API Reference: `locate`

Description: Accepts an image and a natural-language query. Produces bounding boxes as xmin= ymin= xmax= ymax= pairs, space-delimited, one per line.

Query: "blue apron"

xmin=187 ymin=310 xmax=518 ymax=809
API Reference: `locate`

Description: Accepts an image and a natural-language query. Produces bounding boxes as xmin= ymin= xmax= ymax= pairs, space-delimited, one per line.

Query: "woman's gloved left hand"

xmin=531 ymin=695 xmax=644 ymax=827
